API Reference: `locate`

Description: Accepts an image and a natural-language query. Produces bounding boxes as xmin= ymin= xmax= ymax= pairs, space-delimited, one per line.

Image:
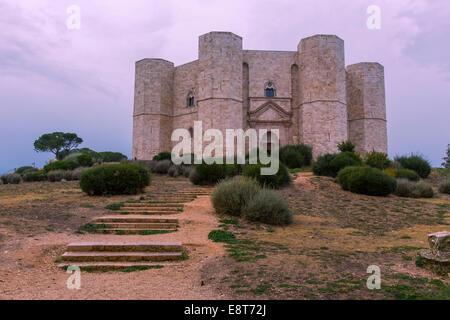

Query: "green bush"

xmin=153 ymin=160 xmax=172 ymax=174
xmin=329 ymin=152 xmax=363 ymax=177
xmin=279 ymin=144 xmax=313 ymax=168
xmin=189 ymin=160 xmax=239 ymax=186
xmin=337 ymin=141 xmax=356 ymax=153
xmin=314 ymin=152 xmax=362 ymax=178
xmin=242 ymin=162 xmax=290 ymax=189
xmin=15 ymin=166 xmax=34 ymax=175
xmin=99 ymin=151 xmax=127 ymax=162
xmin=280 ymin=148 xmax=305 ymax=169
xmin=71 ymin=167 xmax=89 ymax=180
xmin=152 ymin=151 xmax=172 ymax=162
xmin=395 ymin=154 xmax=432 ymax=178
xmin=394 ymin=179 xmax=434 ymax=198
xmin=80 ymin=163 xmax=151 ymax=195
xmin=168 ymin=165 xmax=182 ymax=177
xmin=43 ymin=160 xmax=78 ymax=173
xmin=77 ymin=154 xmax=93 ymax=167
xmin=337 ymin=166 xmax=397 ymax=197
xmin=312 ymin=154 xmax=336 ymax=177
xmin=2 ymin=173 xmax=22 ymax=184
xmin=23 ymin=170 xmax=47 ymax=182
xmin=396 ymin=169 xmax=420 ymax=182
xmin=243 ymin=189 xmax=293 ymax=225
xmin=365 ymin=151 xmax=392 ymax=170
xmin=211 ymin=177 xmax=260 ymax=216
xmin=438 ymin=180 xmax=450 ymax=194
xmin=47 ymin=170 xmax=66 ymax=182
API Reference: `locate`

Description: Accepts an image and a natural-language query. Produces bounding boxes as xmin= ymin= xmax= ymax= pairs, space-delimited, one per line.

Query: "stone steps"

xmin=98 ymin=222 xmax=177 ymax=229
xmin=94 ymin=215 xmax=178 ymax=223
xmin=125 ymin=203 xmax=184 ymax=208
xmin=118 ymin=210 xmax=181 ymax=215
xmin=121 ymin=206 xmax=183 ymax=211
xmin=57 ymin=242 xmax=185 ymax=270
xmin=62 ymin=251 xmax=183 ymax=262
xmin=57 ymin=262 xmax=180 ymax=271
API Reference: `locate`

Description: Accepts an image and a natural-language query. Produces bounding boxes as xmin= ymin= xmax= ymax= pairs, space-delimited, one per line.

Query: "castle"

xmin=132 ymin=31 xmax=387 ymax=160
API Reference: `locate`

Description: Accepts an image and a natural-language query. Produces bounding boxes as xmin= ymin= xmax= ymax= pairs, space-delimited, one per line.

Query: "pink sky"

xmin=0 ymin=0 xmax=449 ymax=172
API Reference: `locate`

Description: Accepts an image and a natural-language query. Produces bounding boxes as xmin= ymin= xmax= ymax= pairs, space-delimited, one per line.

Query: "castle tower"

xmin=346 ymin=63 xmax=387 ymax=155
xmin=197 ymin=32 xmax=243 ymax=137
xmin=132 ymin=59 xmax=174 ymax=160
xmin=297 ymin=35 xmax=348 ymax=157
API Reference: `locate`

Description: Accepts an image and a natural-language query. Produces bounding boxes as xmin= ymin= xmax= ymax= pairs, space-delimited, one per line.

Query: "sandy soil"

xmin=0 ymin=196 xmax=229 ymax=300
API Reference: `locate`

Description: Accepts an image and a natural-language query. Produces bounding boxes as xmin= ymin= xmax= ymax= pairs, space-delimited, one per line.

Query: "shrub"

xmin=280 ymin=148 xmax=305 ymax=169
xmin=396 ymin=169 xmax=420 ymax=182
xmin=394 ymin=179 xmax=434 ymax=198
xmin=47 ymin=170 xmax=66 ymax=182
xmin=242 ymin=162 xmax=290 ymax=189
xmin=71 ymin=167 xmax=89 ymax=180
xmin=211 ymin=177 xmax=261 ymax=216
xmin=328 ymin=152 xmax=363 ymax=177
xmin=80 ymin=163 xmax=151 ymax=195
xmin=168 ymin=165 xmax=182 ymax=177
xmin=99 ymin=151 xmax=127 ymax=162
xmin=23 ymin=170 xmax=47 ymax=182
xmin=243 ymin=189 xmax=293 ymax=225
xmin=189 ymin=160 xmax=239 ymax=186
xmin=152 ymin=151 xmax=172 ymax=162
xmin=279 ymin=144 xmax=313 ymax=168
xmin=337 ymin=141 xmax=356 ymax=153
xmin=21 ymin=168 xmax=38 ymax=176
xmin=337 ymin=166 xmax=397 ymax=197
xmin=15 ymin=166 xmax=34 ymax=175
xmin=312 ymin=154 xmax=337 ymax=177
xmin=4 ymin=173 xmax=22 ymax=184
xmin=153 ymin=160 xmax=172 ymax=174
xmin=438 ymin=180 xmax=450 ymax=194
xmin=181 ymin=165 xmax=194 ymax=178
xmin=365 ymin=151 xmax=392 ymax=170
xmin=395 ymin=154 xmax=432 ymax=178
xmin=383 ymin=168 xmax=397 ymax=178
xmin=43 ymin=160 xmax=78 ymax=173
xmin=208 ymin=230 xmax=236 ymax=243
xmin=77 ymin=154 xmax=93 ymax=167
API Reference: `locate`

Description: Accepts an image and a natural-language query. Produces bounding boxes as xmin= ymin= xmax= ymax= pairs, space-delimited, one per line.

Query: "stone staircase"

xmin=57 ymin=185 xmax=213 ymax=271
xmin=57 ymin=241 xmax=184 ymax=270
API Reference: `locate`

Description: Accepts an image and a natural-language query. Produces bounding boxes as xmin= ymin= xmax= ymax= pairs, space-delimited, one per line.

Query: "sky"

xmin=0 ymin=0 xmax=449 ymax=174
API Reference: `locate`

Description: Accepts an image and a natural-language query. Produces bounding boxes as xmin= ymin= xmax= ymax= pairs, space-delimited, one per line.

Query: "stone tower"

xmin=346 ymin=62 xmax=387 ymax=155
xmin=197 ymin=32 xmax=243 ymax=134
xmin=132 ymin=59 xmax=174 ymax=159
xmin=297 ymin=35 xmax=348 ymax=157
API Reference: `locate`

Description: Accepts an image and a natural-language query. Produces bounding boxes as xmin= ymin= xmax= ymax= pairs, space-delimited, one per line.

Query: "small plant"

xmin=312 ymin=153 xmax=337 ymax=177
xmin=208 ymin=230 xmax=236 ymax=243
xmin=212 ymin=177 xmax=261 ymax=217
xmin=243 ymin=189 xmax=293 ymax=226
xmin=153 ymin=160 xmax=172 ymax=174
xmin=438 ymin=179 xmax=450 ymax=194
xmin=47 ymin=170 xmax=66 ymax=182
xmin=394 ymin=179 xmax=434 ymax=198
xmin=337 ymin=140 xmax=356 ymax=153
xmin=23 ymin=170 xmax=47 ymax=182
xmin=394 ymin=154 xmax=432 ymax=178
xmin=152 ymin=151 xmax=172 ymax=161
xmin=441 ymin=144 xmax=450 ymax=168
xmin=105 ymin=202 xmax=124 ymax=210
xmin=189 ymin=160 xmax=239 ymax=186
xmin=278 ymin=144 xmax=313 ymax=168
xmin=242 ymin=162 xmax=290 ymax=189
xmin=80 ymin=163 xmax=151 ymax=195
xmin=43 ymin=160 xmax=79 ymax=173
xmin=365 ymin=150 xmax=392 ymax=170
xmin=15 ymin=166 xmax=35 ymax=175
xmin=337 ymin=166 xmax=397 ymax=197
xmin=71 ymin=167 xmax=89 ymax=180
xmin=396 ymin=169 xmax=421 ymax=182
xmin=77 ymin=154 xmax=93 ymax=167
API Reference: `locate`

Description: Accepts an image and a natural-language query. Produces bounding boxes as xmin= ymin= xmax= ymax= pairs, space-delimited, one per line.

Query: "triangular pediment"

xmin=248 ymin=101 xmax=292 ymax=122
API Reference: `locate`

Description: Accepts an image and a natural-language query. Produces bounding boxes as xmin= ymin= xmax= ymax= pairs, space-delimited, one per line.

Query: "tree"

xmin=34 ymin=132 xmax=83 ymax=160
xmin=442 ymin=144 xmax=450 ymax=169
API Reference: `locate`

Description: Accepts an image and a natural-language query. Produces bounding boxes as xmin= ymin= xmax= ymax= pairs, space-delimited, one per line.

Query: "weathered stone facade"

xmin=132 ymin=31 xmax=388 ymax=160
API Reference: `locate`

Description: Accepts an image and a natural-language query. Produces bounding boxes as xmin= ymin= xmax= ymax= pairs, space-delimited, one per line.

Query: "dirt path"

xmin=0 ymin=196 xmax=229 ymax=300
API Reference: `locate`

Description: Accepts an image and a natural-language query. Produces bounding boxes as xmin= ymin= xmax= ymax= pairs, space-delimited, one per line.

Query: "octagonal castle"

xmin=132 ymin=31 xmax=387 ymax=160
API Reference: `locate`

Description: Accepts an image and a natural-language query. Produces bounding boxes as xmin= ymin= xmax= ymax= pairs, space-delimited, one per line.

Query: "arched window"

xmin=186 ymin=91 xmax=195 ymax=107
xmin=264 ymin=81 xmax=276 ymax=98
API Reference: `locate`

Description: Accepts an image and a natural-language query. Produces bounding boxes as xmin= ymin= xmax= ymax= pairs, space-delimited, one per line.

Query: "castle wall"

xmin=346 ymin=62 xmax=387 ymax=155
xmin=297 ymin=35 xmax=348 ymax=157
xmin=132 ymin=59 xmax=174 ymax=159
